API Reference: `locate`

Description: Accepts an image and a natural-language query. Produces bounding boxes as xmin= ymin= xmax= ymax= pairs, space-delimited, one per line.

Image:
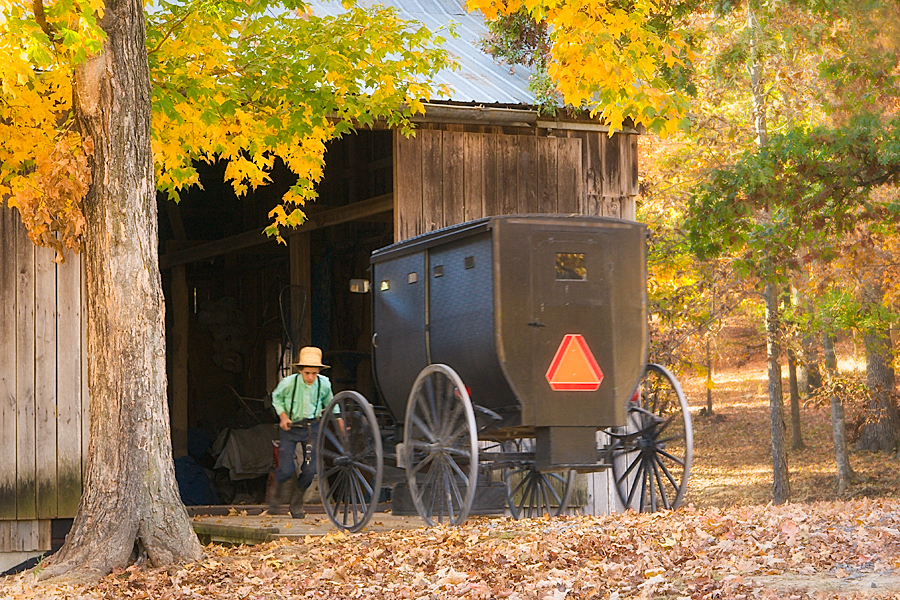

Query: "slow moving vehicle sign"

xmin=545 ymin=334 xmax=604 ymax=391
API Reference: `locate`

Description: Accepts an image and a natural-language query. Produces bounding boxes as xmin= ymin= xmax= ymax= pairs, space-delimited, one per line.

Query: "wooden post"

xmin=170 ymin=264 xmax=189 ymax=458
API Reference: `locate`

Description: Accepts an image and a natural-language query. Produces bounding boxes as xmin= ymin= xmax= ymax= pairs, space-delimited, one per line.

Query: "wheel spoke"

xmin=409 ymin=410 xmax=438 ymax=445
xmin=651 ymin=456 xmax=672 ymax=510
xmin=655 ymin=448 xmax=686 ymax=467
xmin=655 ymin=454 xmax=682 ymax=497
xmin=323 ymin=426 xmax=347 ymax=456
xmin=409 ymin=450 xmax=437 ymax=477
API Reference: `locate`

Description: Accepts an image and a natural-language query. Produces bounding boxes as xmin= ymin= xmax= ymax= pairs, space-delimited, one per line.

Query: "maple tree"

xmin=0 ymin=0 xmax=451 ymax=582
xmin=467 ymin=0 xmax=696 ymax=133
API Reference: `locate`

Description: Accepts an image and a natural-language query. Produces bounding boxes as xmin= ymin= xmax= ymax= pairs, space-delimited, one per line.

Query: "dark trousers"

xmin=276 ymin=423 xmax=318 ymax=492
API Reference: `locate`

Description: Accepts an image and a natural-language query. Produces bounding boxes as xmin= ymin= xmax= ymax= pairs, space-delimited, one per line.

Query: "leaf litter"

xmin=3 ymin=499 xmax=900 ymax=599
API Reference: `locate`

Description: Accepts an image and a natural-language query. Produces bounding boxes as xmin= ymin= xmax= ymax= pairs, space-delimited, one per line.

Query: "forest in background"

xmin=475 ymin=0 xmax=900 ymax=503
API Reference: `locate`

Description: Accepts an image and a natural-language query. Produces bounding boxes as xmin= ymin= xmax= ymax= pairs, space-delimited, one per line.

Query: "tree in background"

xmin=1 ymin=0 xmax=451 ymax=581
xmin=468 ymin=0 xmax=697 ymax=134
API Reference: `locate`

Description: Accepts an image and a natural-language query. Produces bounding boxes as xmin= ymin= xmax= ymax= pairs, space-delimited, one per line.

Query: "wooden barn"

xmin=0 ymin=0 xmax=640 ymax=569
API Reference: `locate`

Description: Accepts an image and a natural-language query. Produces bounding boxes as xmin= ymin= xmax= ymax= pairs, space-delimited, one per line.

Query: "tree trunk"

xmin=824 ymin=334 xmax=855 ymax=494
xmin=798 ymin=333 xmax=822 ymax=395
xmin=37 ymin=0 xmax=203 ymax=582
xmin=783 ymin=288 xmax=804 ymax=451
xmin=787 ymin=348 xmax=805 ymax=451
xmin=856 ymin=326 xmax=900 ymax=453
xmin=765 ymin=284 xmax=791 ymax=504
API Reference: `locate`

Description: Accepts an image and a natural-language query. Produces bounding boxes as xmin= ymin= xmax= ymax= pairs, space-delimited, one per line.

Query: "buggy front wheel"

xmin=316 ymin=391 xmax=383 ymax=532
xmin=402 ymin=364 xmax=478 ymax=526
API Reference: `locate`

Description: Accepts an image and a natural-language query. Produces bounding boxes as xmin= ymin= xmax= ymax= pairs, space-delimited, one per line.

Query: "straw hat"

xmin=292 ymin=346 xmax=330 ymax=369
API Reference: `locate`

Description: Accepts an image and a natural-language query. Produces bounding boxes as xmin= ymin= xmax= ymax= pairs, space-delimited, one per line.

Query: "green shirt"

xmin=271 ymin=373 xmax=334 ymax=422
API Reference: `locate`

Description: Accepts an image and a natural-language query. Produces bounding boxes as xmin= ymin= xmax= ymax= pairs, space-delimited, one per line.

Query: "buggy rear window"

xmin=556 ymin=253 xmax=586 ymax=280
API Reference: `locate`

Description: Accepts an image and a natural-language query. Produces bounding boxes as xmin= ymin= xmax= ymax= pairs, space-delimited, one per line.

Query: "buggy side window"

xmin=556 ymin=253 xmax=586 ymax=280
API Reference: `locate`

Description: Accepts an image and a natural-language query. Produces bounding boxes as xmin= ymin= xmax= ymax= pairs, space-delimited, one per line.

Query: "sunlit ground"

xmin=677 ymin=345 xmax=899 ymax=509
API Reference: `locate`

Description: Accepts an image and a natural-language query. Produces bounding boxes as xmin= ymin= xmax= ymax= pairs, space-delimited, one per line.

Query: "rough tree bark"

xmin=36 ymin=0 xmax=203 ymax=582
xmin=824 ymin=334 xmax=855 ymax=495
xmin=765 ymin=284 xmax=791 ymax=504
xmin=798 ymin=332 xmax=822 ymax=396
xmin=784 ymin=289 xmax=805 ymax=452
xmin=856 ymin=325 xmax=900 ymax=454
xmin=787 ymin=349 xmax=805 ymax=452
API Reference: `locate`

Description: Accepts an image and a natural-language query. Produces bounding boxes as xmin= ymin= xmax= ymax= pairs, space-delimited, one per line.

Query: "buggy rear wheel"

xmin=507 ymin=466 xmax=575 ymax=519
xmin=402 ymin=364 xmax=478 ymax=526
xmin=609 ymin=363 xmax=693 ymax=512
xmin=316 ymin=391 xmax=384 ymax=532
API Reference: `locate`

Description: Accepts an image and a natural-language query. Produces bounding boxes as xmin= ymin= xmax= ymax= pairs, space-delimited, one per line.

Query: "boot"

xmin=289 ymin=486 xmax=306 ymax=519
xmin=267 ymin=479 xmax=292 ymax=514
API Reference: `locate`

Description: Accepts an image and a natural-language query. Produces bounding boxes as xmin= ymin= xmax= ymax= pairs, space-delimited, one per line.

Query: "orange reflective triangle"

xmin=545 ymin=334 xmax=604 ymax=391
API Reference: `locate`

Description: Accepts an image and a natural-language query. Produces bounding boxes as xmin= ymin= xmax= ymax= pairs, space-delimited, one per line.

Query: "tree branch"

xmin=33 ymin=0 xmax=58 ymax=41
xmin=147 ymin=11 xmax=193 ymax=55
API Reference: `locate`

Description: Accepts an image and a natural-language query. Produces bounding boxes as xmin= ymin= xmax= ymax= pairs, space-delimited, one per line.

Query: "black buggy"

xmin=314 ymin=214 xmax=693 ymax=531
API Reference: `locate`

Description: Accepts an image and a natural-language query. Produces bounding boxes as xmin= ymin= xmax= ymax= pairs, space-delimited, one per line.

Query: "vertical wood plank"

xmin=579 ymin=131 xmax=603 ymax=215
xmin=394 ymin=130 xmax=423 ymax=242
xmin=169 ymin=264 xmax=189 ymax=459
xmin=498 ymin=135 xmax=518 ymax=215
xmin=557 ymin=137 xmax=582 ymax=214
xmin=624 ymin=133 xmax=639 ymax=196
xmin=38 ymin=518 xmax=51 ymax=551
xmin=34 ymin=245 xmax=58 ymax=519
xmin=0 ymin=207 xmax=18 ymax=519
xmin=463 ymin=133 xmax=484 ymax=221
xmin=536 ymin=137 xmax=559 ymax=214
xmin=419 ymin=129 xmax=443 ymax=233
xmin=517 ymin=136 xmax=539 ymax=214
xmin=603 ymin=132 xmax=622 ymax=197
xmin=16 ymin=225 xmax=36 ymax=520
xmin=482 ymin=134 xmax=501 ymax=217
xmin=442 ymin=132 xmax=466 ymax=228
xmin=56 ymin=249 xmax=83 ymax=517
xmin=0 ymin=522 xmax=11 ymax=551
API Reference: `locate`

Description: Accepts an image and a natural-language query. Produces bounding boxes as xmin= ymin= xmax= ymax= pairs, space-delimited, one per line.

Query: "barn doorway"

xmin=158 ymin=129 xmax=393 ymax=505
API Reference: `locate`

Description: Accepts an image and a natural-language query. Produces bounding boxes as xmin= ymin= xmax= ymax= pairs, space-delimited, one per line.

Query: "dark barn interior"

xmin=158 ymin=130 xmax=394 ymax=504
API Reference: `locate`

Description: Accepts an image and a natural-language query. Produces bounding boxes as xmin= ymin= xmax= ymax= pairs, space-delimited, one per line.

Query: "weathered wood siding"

xmin=0 ymin=206 xmax=86 ymax=551
xmin=393 ymin=128 xmax=638 ymax=241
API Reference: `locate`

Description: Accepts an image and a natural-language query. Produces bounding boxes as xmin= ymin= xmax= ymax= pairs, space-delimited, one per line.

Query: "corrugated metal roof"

xmin=307 ymin=0 xmax=536 ymax=106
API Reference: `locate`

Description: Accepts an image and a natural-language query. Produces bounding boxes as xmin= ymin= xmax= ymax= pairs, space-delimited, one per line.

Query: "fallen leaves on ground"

xmin=4 ymin=499 xmax=900 ymax=599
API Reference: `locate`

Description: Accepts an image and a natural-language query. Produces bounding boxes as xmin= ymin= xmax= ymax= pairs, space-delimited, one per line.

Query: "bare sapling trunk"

xmin=36 ymin=0 xmax=203 ymax=583
xmin=787 ymin=349 xmax=805 ymax=451
xmin=824 ymin=334 xmax=856 ymax=494
xmin=798 ymin=333 xmax=823 ymax=396
xmin=784 ymin=289 xmax=804 ymax=451
xmin=765 ymin=284 xmax=790 ymax=504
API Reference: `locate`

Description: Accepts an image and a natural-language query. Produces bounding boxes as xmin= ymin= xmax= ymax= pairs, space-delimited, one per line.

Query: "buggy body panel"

xmin=370 ymin=214 xmax=647 ymax=437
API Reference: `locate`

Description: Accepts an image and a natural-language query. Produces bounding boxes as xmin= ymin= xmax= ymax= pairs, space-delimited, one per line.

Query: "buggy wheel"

xmin=316 ymin=391 xmax=383 ymax=533
xmin=609 ymin=363 xmax=693 ymax=512
xmin=402 ymin=364 xmax=478 ymax=526
xmin=505 ymin=439 xmax=575 ymax=519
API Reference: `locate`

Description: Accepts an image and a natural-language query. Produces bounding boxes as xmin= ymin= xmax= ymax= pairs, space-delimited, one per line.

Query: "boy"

xmin=268 ymin=346 xmax=335 ymax=518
